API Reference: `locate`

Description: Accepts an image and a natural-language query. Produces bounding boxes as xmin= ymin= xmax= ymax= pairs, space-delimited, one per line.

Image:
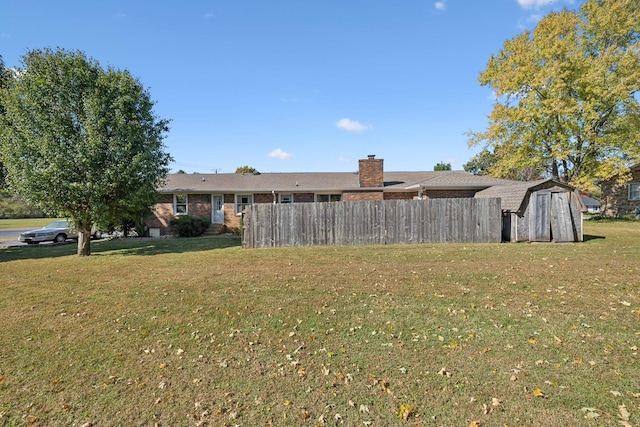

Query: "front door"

xmin=212 ymin=195 xmax=224 ymax=224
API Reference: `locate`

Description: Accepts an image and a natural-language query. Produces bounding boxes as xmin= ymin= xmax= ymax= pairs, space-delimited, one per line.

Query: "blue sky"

xmin=1 ymin=0 xmax=581 ymax=173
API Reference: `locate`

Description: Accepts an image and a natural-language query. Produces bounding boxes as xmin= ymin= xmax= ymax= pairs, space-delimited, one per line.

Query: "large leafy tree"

xmin=0 ymin=48 xmax=172 ymax=255
xmin=0 ymin=55 xmax=8 ymax=186
xmin=468 ymin=0 xmax=640 ymax=189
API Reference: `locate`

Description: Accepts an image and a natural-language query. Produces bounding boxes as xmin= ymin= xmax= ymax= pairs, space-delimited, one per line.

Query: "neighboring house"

xmin=599 ymin=164 xmax=640 ymax=218
xmin=147 ymin=155 xmax=585 ymax=242
xmin=581 ymin=196 xmax=601 ymax=214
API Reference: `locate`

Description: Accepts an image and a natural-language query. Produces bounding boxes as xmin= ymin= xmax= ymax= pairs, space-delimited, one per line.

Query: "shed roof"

xmin=474 ymin=179 xmax=580 ymax=212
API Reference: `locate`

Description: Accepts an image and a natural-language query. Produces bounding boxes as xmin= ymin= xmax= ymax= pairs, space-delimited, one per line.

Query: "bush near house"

xmin=169 ymin=215 xmax=209 ymax=237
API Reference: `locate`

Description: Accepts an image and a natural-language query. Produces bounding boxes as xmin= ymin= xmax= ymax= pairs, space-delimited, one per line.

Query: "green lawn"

xmin=0 ymin=221 xmax=638 ymax=426
xmin=0 ymin=218 xmax=59 ymax=229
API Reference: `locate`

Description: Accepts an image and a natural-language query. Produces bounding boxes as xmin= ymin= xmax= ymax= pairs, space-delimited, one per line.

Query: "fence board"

xmin=243 ymin=198 xmax=502 ymax=248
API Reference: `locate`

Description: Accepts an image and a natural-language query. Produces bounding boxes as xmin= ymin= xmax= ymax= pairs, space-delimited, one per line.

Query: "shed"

xmin=475 ymin=179 xmax=586 ymax=242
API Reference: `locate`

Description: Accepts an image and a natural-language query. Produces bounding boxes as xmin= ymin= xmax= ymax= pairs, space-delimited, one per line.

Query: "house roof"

xmin=474 ymin=179 xmax=580 ymax=212
xmin=581 ymin=196 xmax=600 ymax=206
xmin=159 ymin=170 xmax=514 ymax=193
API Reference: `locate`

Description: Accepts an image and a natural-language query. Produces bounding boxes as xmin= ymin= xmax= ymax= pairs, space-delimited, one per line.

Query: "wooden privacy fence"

xmin=242 ymin=198 xmax=502 ymax=248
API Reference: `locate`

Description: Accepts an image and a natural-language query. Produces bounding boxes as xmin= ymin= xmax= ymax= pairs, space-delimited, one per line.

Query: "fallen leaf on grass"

xmin=581 ymin=407 xmax=600 ymax=419
xmin=532 ymin=388 xmax=545 ymax=398
xmin=618 ymin=405 xmax=630 ymax=422
xmin=610 ymin=390 xmax=623 ymax=397
xmin=468 ymin=421 xmax=481 ymax=427
xmin=438 ymin=368 xmax=452 ymax=378
xmin=482 ymin=398 xmax=502 ymax=415
xmin=397 ymin=404 xmax=415 ymax=421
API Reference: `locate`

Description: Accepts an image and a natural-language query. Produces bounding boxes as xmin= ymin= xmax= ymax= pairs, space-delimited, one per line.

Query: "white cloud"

xmin=335 ymin=118 xmax=372 ymax=132
xmin=517 ymin=0 xmax=557 ymax=9
xmin=528 ymin=13 xmax=543 ymax=22
xmin=204 ymin=12 xmax=214 ymax=19
xmin=338 ymin=156 xmax=351 ymax=163
xmin=268 ymin=148 xmax=293 ymax=160
xmin=434 ymin=2 xmax=446 ymax=11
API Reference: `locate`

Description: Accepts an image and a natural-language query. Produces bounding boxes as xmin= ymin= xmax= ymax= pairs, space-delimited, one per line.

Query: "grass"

xmin=0 ymin=218 xmax=59 ymax=229
xmin=0 ymin=222 xmax=638 ymax=426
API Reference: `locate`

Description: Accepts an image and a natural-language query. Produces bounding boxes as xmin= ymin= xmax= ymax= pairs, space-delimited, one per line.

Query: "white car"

xmin=19 ymin=220 xmax=99 ymax=244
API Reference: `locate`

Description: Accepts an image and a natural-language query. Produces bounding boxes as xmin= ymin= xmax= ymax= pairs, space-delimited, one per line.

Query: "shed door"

xmin=529 ymin=190 xmax=577 ymax=242
xmin=529 ymin=191 xmax=551 ymax=241
xmin=550 ymin=191 xmax=577 ymax=242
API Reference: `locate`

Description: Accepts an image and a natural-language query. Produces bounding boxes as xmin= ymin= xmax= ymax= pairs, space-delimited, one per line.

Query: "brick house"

xmin=146 ymin=155 xmax=514 ymax=235
xmin=599 ymin=164 xmax=640 ymax=218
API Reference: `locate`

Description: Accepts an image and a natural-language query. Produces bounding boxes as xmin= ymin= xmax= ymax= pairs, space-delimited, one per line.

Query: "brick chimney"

xmin=358 ymin=154 xmax=384 ymax=188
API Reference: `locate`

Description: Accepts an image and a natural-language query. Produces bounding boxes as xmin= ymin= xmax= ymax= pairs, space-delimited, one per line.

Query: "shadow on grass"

xmin=583 ymin=234 xmax=606 ymax=242
xmin=0 ymin=236 xmax=242 ymax=262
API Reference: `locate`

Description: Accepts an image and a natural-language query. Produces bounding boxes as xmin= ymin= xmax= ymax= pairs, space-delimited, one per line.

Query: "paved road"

xmin=0 ymin=228 xmax=29 ymax=246
xmin=0 ymin=229 xmax=107 ymax=247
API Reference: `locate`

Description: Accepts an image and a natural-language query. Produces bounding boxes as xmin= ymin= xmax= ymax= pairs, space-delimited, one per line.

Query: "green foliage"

xmin=464 ymin=148 xmax=545 ymax=181
xmin=464 ymin=149 xmax=494 ymax=176
xmin=0 ymin=55 xmax=8 ymax=187
xmin=469 ymin=0 xmax=640 ymax=190
xmin=235 ymin=165 xmax=258 ymax=174
xmin=0 ymin=190 xmax=46 ymax=219
xmin=433 ymin=161 xmax=452 ymax=171
xmin=169 ymin=215 xmax=210 ymax=237
xmin=0 ymin=48 xmax=172 ymax=255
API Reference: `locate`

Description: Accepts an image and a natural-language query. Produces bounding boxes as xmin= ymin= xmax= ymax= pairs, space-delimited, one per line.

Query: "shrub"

xmin=169 ymin=215 xmax=210 ymax=237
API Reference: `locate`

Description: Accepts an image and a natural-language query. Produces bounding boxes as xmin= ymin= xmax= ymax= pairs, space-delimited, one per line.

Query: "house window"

xmin=174 ymin=194 xmax=188 ymax=214
xmin=280 ymin=194 xmax=294 ymax=203
xmin=235 ymin=194 xmax=253 ymax=214
xmin=630 ymin=183 xmax=640 ymax=201
xmin=316 ymin=194 xmax=341 ymax=202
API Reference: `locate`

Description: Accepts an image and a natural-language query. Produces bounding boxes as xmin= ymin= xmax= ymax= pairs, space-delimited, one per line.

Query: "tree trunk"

xmin=77 ymin=226 xmax=92 ymax=256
